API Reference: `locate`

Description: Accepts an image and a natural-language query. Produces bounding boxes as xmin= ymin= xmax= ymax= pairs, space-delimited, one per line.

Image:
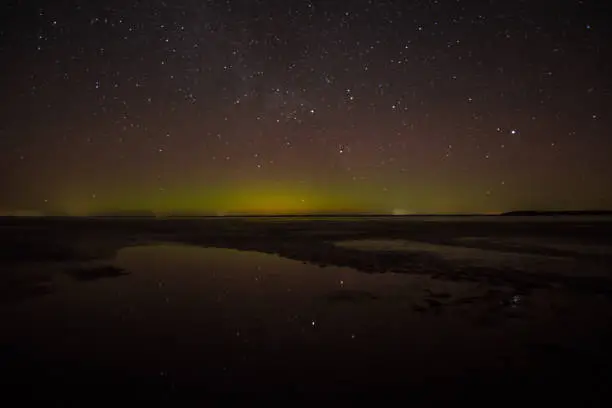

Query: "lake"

xmin=2 ymin=216 xmax=612 ymax=403
xmin=3 ymin=242 xmax=612 ymax=403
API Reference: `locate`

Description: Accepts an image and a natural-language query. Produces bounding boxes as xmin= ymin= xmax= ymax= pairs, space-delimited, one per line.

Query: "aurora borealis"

xmin=1 ymin=0 xmax=610 ymax=216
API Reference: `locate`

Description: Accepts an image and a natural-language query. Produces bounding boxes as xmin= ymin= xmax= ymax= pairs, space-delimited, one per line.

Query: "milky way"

xmin=1 ymin=0 xmax=610 ymax=215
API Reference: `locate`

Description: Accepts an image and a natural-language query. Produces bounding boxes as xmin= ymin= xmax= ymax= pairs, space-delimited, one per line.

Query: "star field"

xmin=1 ymin=0 xmax=610 ymax=215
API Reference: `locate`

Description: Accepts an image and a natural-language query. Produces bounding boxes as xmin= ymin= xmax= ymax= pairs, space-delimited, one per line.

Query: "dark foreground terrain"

xmin=1 ymin=215 xmax=612 ymax=404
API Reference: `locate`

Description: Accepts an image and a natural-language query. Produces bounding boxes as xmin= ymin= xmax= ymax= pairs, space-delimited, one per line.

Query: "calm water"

xmin=2 ymin=244 xmax=612 ymax=399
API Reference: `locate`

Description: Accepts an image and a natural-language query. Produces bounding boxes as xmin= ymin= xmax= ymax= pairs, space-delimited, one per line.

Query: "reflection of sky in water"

xmin=2 ymin=244 xmax=611 ymax=391
xmin=456 ymin=236 xmax=612 ymax=256
xmin=334 ymin=239 xmax=610 ymax=277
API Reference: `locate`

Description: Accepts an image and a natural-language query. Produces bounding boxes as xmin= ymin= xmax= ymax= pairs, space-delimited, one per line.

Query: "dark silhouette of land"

xmin=501 ymin=210 xmax=612 ymax=216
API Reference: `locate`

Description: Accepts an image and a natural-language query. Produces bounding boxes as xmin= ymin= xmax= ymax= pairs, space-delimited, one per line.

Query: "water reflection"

xmin=2 ymin=244 xmax=611 ymax=399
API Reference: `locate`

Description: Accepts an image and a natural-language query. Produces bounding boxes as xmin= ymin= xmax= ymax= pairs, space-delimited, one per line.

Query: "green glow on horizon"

xmin=54 ymin=182 xmax=389 ymax=215
xmin=23 ymin=172 xmax=593 ymax=216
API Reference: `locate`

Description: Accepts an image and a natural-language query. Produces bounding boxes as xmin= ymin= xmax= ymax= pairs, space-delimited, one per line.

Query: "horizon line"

xmin=3 ymin=209 xmax=612 ymax=218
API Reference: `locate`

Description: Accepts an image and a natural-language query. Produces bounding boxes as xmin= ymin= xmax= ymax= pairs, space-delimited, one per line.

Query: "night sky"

xmin=1 ymin=0 xmax=610 ymax=215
